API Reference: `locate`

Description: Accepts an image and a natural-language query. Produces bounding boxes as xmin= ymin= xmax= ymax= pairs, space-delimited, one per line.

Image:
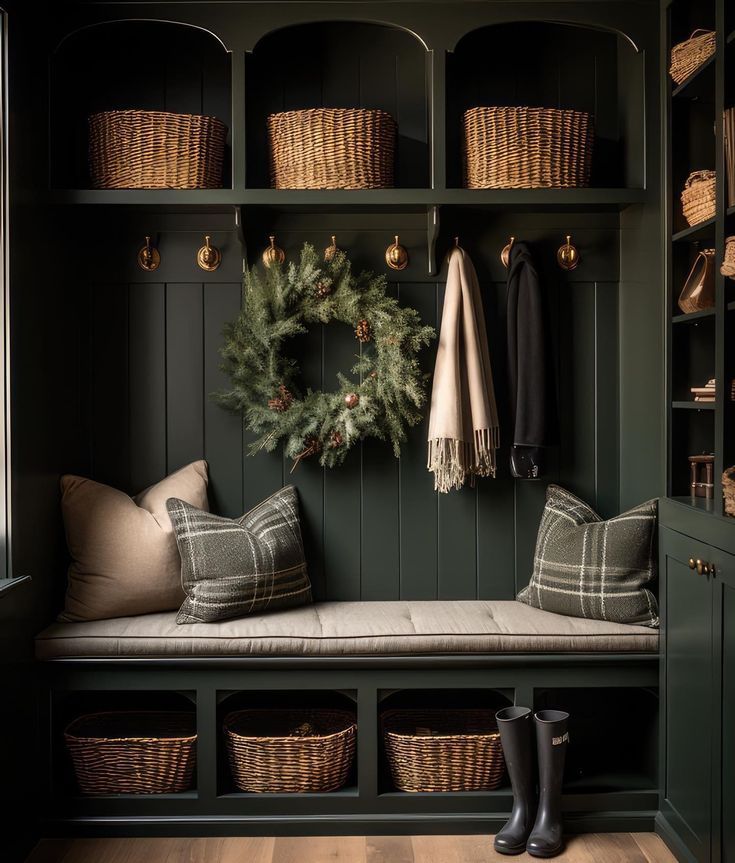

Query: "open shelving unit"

xmin=665 ymin=0 xmax=735 ymax=514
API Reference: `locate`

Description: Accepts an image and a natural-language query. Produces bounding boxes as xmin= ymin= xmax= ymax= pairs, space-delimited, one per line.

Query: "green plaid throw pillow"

xmin=517 ymin=485 xmax=659 ymax=627
xmin=168 ymin=485 xmax=312 ymax=624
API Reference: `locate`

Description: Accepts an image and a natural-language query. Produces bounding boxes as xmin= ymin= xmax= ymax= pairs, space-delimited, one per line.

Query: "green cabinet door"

xmin=661 ymin=526 xmax=713 ymax=863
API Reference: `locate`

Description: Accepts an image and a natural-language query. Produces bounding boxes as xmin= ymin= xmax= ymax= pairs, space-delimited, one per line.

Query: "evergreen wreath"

xmin=217 ymin=242 xmax=435 ymax=469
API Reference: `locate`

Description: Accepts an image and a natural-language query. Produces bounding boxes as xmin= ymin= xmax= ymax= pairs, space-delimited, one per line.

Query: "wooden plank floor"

xmin=26 ymin=834 xmax=677 ymax=863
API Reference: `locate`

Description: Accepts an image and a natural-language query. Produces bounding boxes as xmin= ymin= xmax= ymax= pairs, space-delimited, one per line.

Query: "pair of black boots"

xmin=494 ymin=707 xmax=570 ymax=858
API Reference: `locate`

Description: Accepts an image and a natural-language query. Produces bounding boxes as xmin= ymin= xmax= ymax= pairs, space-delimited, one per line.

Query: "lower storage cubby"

xmin=377 ymin=689 xmax=512 ymax=795
xmin=51 ymin=690 xmax=197 ymax=798
xmin=216 ymin=690 xmax=358 ymax=796
xmin=534 ymin=687 xmax=658 ymax=794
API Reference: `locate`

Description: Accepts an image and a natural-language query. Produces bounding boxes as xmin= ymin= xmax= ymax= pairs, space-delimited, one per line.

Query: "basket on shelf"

xmin=669 ymin=30 xmax=716 ymax=85
xmin=64 ymin=711 xmax=197 ymax=795
xmin=89 ymin=110 xmax=227 ymax=189
xmin=722 ymin=237 xmax=735 ymax=279
xmin=462 ymin=106 xmax=594 ymax=190
xmin=681 ymin=170 xmax=717 ymax=227
xmin=267 ymin=108 xmax=396 ymax=190
xmin=223 ymin=708 xmax=357 ymax=793
xmin=382 ymin=709 xmax=505 ymax=793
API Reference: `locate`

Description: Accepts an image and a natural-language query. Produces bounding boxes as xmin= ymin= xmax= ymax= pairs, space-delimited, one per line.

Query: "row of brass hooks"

xmin=499 ymin=235 xmax=580 ymax=271
xmin=138 ymin=235 xmax=222 ymax=272
xmin=261 ymin=234 xmax=410 ymax=271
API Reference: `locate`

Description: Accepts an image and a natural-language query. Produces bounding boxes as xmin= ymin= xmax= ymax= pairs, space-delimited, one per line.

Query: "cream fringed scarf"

xmin=427 ymin=246 xmax=500 ymax=493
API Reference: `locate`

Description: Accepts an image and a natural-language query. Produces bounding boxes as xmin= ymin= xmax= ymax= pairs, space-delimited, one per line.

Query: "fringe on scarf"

xmin=427 ymin=428 xmax=500 ymax=493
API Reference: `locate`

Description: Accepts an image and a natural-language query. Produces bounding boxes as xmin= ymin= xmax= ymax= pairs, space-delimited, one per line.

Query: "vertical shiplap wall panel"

xmin=397 ymin=282 xmax=439 ymax=600
xmin=361 ymin=284 xmax=401 ymax=600
xmin=128 ymin=283 xmax=167 ymax=493
xmin=477 ymin=281 xmax=516 ymax=599
xmin=166 ymin=283 xmax=205 ymax=474
xmin=323 ymin=320 xmax=362 ymax=600
xmin=90 ymin=284 xmax=130 ymax=492
xmin=203 ymin=284 xmax=244 ymax=519
xmin=288 ymin=324 xmax=326 ymax=600
xmin=86 ymin=231 xmax=620 ymax=601
xmin=435 ymin=281 xmax=477 ymax=600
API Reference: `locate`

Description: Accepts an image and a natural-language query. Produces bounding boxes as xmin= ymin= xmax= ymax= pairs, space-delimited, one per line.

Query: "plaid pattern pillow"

xmin=517 ymin=485 xmax=659 ymax=628
xmin=168 ymin=485 xmax=312 ymax=624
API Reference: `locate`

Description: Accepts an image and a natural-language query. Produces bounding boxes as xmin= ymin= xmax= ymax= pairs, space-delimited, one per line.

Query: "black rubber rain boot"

xmin=493 ymin=706 xmax=536 ymax=855
xmin=526 ymin=710 xmax=570 ymax=858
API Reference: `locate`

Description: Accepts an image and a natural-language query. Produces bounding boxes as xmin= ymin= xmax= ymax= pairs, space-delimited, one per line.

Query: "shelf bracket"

xmin=427 ymin=205 xmax=440 ymax=276
xmin=234 ymin=205 xmax=247 ymax=272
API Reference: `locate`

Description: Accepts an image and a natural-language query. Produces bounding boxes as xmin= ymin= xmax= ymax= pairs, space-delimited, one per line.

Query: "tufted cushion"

xmin=35 ymin=600 xmax=658 ymax=659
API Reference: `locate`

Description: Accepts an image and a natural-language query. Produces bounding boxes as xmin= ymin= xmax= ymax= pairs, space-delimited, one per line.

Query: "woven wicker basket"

xmin=722 ymin=237 xmax=735 ymax=279
xmin=64 ymin=711 xmax=197 ymax=795
xmin=463 ymin=106 xmax=594 ymax=189
xmin=267 ymin=108 xmax=396 ymax=189
xmin=223 ymin=708 xmax=357 ymax=793
xmin=670 ymin=30 xmax=716 ymax=85
xmin=681 ymin=170 xmax=717 ymax=226
xmin=89 ymin=110 xmax=227 ymax=189
xmin=382 ymin=709 xmax=505 ymax=793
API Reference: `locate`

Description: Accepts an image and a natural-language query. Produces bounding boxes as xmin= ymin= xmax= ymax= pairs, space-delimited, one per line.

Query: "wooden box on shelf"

xmin=689 ymin=454 xmax=715 ymax=500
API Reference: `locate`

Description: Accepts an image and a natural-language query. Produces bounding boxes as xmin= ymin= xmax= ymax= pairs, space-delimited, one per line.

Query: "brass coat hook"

xmin=197 ymin=235 xmax=221 ymax=272
xmin=557 ymin=235 xmax=580 ymax=271
xmin=262 ymin=235 xmax=285 ymax=268
xmin=138 ymin=235 xmax=160 ymax=271
xmin=501 ymin=236 xmax=515 ymax=269
xmin=324 ymin=235 xmax=339 ymax=262
xmin=385 ymin=235 xmax=409 ymax=271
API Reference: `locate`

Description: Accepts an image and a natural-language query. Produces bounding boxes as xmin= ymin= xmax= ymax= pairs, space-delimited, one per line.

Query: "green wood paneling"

xmin=129 ymin=282 xmax=167 ymax=492
xmin=397 ymin=281 xmax=439 ymax=600
xmin=166 ymin=282 xmax=205 ymax=473
xmin=203 ymin=284 xmax=244 ymax=518
xmin=90 ymin=284 xmax=129 ymax=491
xmin=722 ymin=583 xmax=735 ymax=862
xmin=661 ymin=526 xmax=712 ymax=863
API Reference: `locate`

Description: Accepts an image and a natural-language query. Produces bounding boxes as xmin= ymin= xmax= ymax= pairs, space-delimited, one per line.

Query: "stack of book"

xmin=691 ymin=379 xmax=716 ymax=402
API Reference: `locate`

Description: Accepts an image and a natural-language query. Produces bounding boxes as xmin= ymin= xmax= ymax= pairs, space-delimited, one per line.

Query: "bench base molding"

xmin=43 ymin=811 xmax=659 ymax=838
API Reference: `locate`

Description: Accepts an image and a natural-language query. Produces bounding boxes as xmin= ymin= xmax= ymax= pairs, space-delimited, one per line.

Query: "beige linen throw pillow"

xmin=59 ymin=461 xmax=209 ymax=621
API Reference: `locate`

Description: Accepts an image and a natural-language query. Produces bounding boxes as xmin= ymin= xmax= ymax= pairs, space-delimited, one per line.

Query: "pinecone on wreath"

xmin=268 ymin=384 xmax=293 ymax=413
xmin=315 ymin=280 xmax=332 ymax=299
xmin=355 ymin=319 xmax=372 ymax=342
xmin=329 ymin=430 xmax=344 ymax=449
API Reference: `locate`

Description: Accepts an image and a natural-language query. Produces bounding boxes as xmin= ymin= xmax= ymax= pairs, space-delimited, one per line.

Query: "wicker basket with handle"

xmin=382 ymin=709 xmax=506 ymax=792
xmin=681 ymin=170 xmax=717 ymax=227
xmin=89 ymin=110 xmax=227 ymax=189
xmin=267 ymin=108 xmax=396 ymax=189
xmin=64 ymin=711 xmax=197 ymax=795
xmin=669 ymin=30 xmax=716 ymax=85
xmin=223 ymin=708 xmax=357 ymax=793
xmin=463 ymin=106 xmax=594 ymax=189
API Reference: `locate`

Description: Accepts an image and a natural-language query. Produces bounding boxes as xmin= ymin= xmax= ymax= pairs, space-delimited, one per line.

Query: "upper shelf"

xmin=50 ymin=188 xmax=647 ymax=212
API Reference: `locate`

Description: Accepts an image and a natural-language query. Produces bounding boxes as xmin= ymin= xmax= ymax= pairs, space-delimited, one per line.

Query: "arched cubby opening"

xmin=446 ymin=21 xmax=645 ymax=189
xmin=50 ymin=21 xmax=232 ymax=189
xmin=245 ymin=21 xmax=430 ymax=189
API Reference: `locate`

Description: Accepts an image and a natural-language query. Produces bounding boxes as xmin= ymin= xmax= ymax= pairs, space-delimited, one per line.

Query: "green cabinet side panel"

xmin=661 ymin=526 xmax=713 ymax=862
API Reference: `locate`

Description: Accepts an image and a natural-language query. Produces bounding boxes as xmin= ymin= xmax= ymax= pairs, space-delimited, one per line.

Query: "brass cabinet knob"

xmin=696 ymin=559 xmax=710 ymax=576
xmin=689 ymin=558 xmax=696 ymax=570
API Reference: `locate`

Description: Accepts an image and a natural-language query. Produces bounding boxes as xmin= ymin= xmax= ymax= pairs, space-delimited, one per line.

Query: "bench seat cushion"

xmin=35 ymin=600 xmax=658 ymax=659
